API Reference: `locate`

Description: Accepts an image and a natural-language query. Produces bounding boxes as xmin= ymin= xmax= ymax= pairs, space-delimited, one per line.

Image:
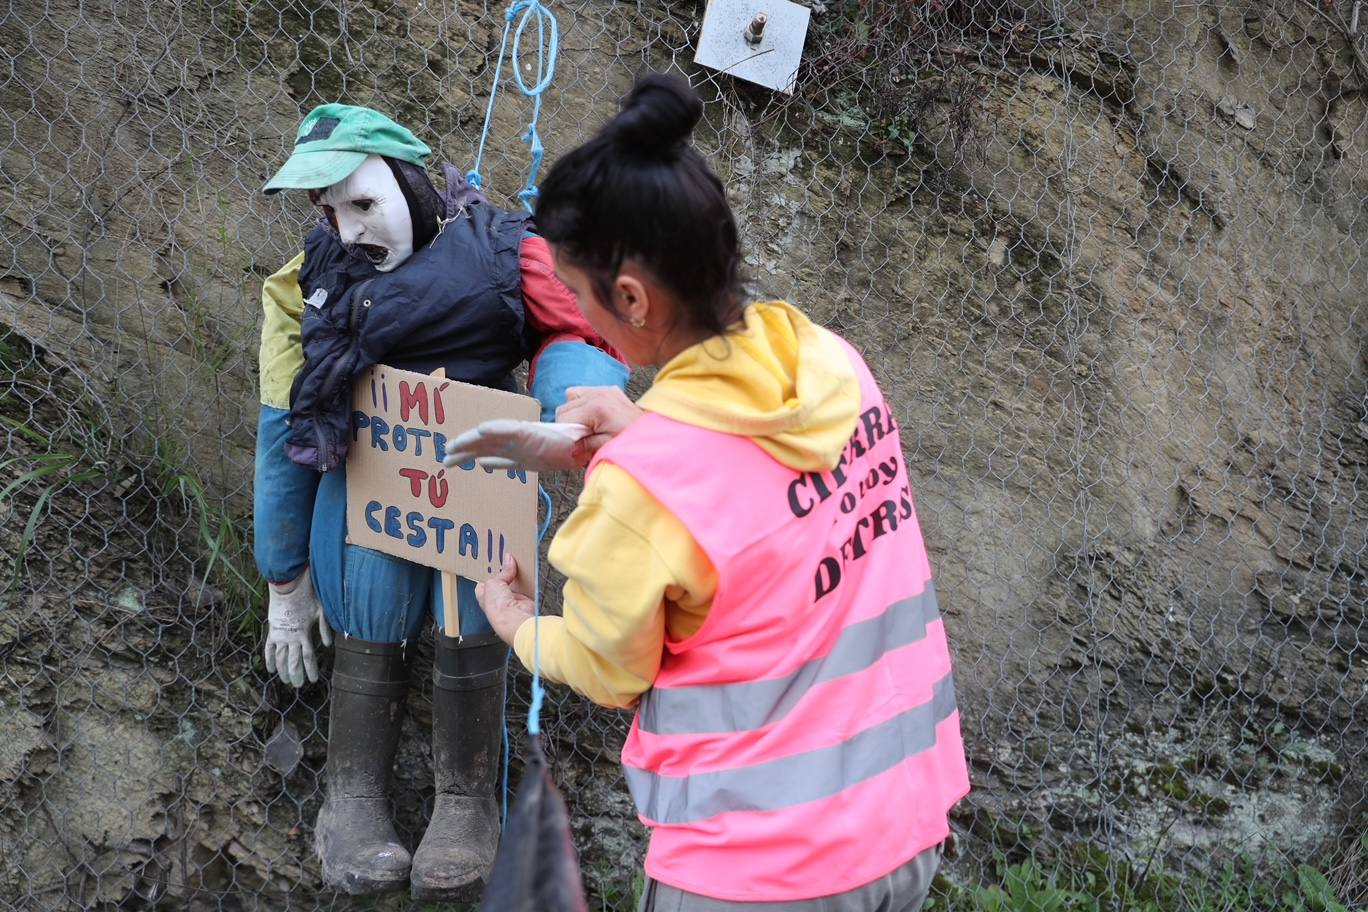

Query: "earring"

xmin=629 ymin=316 xmax=645 ymax=328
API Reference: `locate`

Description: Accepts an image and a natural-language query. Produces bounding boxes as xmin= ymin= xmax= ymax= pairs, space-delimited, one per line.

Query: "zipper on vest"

xmin=313 ymin=278 xmax=376 ymax=472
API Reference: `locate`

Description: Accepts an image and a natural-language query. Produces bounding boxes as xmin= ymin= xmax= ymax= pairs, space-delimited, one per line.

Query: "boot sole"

xmin=322 ymin=864 xmax=411 ymax=896
xmin=410 ymin=878 xmax=485 ymax=902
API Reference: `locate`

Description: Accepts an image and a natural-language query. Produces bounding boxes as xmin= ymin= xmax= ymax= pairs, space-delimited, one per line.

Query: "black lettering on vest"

xmin=809 ymin=470 xmax=833 ymax=501
xmin=898 ymin=484 xmax=914 ymax=520
xmin=788 ymin=476 xmax=815 ymax=518
xmin=841 ymin=516 xmax=872 ymax=562
xmin=861 ymin=468 xmax=880 ymax=496
xmin=870 ymin=499 xmax=899 ymax=539
xmin=860 ymin=405 xmax=888 ymax=451
xmin=830 ymin=449 xmax=850 ymax=488
xmin=814 ymin=556 xmax=841 ymax=600
xmin=847 ymin=429 xmax=866 ymax=459
xmin=877 ymin=457 xmax=899 ymax=484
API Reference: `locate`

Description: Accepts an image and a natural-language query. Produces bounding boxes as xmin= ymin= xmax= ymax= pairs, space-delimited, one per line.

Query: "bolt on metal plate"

xmin=694 ymin=0 xmax=811 ymax=94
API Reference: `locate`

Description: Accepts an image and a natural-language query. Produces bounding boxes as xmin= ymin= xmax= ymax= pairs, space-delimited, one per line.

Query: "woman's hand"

xmin=556 ymin=386 xmax=644 ymax=465
xmin=475 ymin=555 xmax=535 ymax=645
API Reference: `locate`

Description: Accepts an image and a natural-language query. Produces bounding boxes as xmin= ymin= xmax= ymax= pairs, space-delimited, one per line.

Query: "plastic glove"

xmin=264 ymin=567 xmax=332 ymax=687
xmin=443 ymin=420 xmax=590 ymax=473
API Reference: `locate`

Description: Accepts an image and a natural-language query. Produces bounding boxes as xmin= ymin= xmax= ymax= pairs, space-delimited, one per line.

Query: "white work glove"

xmin=443 ymin=420 xmax=590 ymax=473
xmin=264 ymin=567 xmax=332 ymax=687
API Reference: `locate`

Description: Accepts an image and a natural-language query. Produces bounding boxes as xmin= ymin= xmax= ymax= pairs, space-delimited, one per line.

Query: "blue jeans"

xmin=254 ymin=340 xmax=628 ymax=643
xmin=256 ymin=405 xmax=487 ymax=642
xmin=310 ymin=463 xmax=492 ymax=641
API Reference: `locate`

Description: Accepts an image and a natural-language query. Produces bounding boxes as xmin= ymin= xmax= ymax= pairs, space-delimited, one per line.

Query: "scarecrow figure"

xmin=252 ymin=103 xmax=626 ymax=898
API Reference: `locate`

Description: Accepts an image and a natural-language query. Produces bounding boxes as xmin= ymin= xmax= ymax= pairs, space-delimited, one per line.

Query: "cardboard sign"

xmin=346 ymin=365 xmax=539 ymax=599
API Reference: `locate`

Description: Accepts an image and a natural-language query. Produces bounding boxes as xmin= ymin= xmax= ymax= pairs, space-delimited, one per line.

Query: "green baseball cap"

xmin=263 ymin=103 xmax=431 ymax=194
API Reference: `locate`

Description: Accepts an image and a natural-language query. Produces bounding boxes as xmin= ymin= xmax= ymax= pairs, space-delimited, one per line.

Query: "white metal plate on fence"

xmin=694 ymin=0 xmax=811 ymax=94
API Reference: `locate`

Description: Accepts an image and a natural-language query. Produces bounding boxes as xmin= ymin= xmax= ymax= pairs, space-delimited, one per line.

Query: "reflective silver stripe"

xmin=638 ymin=584 xmax=942 ymax=735
xmin=625 ymin=672 xmax=958 ymax=826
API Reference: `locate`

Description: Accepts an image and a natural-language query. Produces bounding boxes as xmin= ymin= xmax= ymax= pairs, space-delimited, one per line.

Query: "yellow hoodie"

xmin=513 ymin=301 xmax=862 ymax=708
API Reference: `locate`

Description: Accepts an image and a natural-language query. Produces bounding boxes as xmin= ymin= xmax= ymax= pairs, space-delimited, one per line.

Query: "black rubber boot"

xmin=316 ymin=636 xmax=412 ymax=895
xmin=410 ymin=634 xmax=507 ymax=901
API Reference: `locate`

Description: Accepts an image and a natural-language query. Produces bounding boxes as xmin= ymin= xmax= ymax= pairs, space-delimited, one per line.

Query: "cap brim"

xmin=262 ymin=149 xmax=368 ymax=194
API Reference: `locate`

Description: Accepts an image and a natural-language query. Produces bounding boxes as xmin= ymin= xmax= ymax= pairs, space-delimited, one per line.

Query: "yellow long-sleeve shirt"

xmin=258 ymin=252 xmax=307 ymax=409
xmin=513 ymin=300 xmax=862 ymax=708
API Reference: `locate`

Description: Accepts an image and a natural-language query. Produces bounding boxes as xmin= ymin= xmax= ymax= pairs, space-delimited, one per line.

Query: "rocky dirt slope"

xmin=1 ymin=0 xmax=1364 ymax=908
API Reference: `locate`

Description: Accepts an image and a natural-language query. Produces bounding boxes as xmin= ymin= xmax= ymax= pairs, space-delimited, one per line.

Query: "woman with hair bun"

xmin=471 ymin=73 xmax=970 ymax=910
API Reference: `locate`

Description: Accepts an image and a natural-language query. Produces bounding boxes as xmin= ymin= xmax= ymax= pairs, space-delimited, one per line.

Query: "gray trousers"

xmin=637 ymin=842 xmax=943 ymax=912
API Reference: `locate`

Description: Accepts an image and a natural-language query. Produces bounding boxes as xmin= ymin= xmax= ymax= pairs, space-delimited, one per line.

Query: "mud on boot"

xmin=411 ymin=634 xmax=506 ymax=901
xmin=316 ymin=795 xmax=412 ymax=894
xmin=317 ymin=636 xmax=412 ymax=895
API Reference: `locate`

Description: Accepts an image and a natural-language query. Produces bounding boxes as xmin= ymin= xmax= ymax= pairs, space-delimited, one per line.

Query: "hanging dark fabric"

xmin=383 ymin=156 xmax=443 ymax=251
xmin=479 ymin=734 xmax=587 ymax=912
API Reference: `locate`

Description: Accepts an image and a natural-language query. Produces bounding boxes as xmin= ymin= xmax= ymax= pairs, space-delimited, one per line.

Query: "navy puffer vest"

xmin=286 ymin=201 xmax=532 ymax=471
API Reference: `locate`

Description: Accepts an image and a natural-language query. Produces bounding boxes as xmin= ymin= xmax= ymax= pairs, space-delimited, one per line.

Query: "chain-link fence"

xmin=2 ymin=0 xmax=1366 ymax=909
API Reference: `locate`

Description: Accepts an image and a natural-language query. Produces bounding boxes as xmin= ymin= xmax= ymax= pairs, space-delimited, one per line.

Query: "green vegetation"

xmin=0 ymin=333 xmax=262 ymax=626
xmin=793 ymin=0 xmax=1030 ymax=159
xmin=583 ymin=861 xmax=645 ymax=911
xmin=926 ymin=833 xmax=1366 ymax=912
xmin=0 ymin=445 xmax=104 ymax=586
xmin=147 ymin=432 xmax=264 ymax=632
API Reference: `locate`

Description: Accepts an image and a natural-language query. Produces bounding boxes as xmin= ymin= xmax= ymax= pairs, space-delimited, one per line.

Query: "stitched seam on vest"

xmin=624 ymin=672 xmax=958 ymax=825
xmin=637 ymin=583 xmax=941 ymax=735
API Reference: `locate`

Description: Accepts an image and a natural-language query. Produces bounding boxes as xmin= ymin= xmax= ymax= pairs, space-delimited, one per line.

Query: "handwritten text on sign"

xmin=345 ymin=365 xmax=539 ymax=594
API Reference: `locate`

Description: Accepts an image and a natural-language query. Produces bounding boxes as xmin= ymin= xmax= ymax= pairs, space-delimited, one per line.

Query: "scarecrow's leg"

xmin=315 ymin=635 xmax=413 ymax=894
xmin=411 ymin=625 xmax=506 ymax=900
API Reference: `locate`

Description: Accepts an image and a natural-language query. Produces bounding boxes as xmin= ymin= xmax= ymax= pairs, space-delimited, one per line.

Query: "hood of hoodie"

xmin=639 ymin=301 xmax=861 ymax=473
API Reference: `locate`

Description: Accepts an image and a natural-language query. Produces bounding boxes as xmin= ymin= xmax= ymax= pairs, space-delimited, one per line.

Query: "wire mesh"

xmin=1 ymin=0 xmax=1365 ymax=909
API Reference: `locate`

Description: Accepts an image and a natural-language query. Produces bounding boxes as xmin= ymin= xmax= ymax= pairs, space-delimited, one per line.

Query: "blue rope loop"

xmin=479 ymin=0 xmax=560 ymax=823
xmin=466 ymin=0 xmax=559 ymax=211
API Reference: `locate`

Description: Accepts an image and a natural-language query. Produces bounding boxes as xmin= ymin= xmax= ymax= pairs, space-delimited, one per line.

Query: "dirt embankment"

xmin=1 ymin=0 xmax=1364 ymax=908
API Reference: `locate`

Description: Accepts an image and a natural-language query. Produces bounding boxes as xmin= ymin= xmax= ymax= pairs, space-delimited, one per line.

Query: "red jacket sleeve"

xmin=519 ymin=235 xmax=623 ymax=379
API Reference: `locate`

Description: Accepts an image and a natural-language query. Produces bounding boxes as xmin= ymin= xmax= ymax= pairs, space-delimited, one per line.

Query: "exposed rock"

xmin=1 ymin=0 xmax=1365 ymax=908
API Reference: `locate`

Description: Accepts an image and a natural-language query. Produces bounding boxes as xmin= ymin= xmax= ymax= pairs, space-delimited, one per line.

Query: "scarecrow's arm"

xmin=254 ymin=252 xmax=321 ymax=584
xmin=518 ymin=234 xmax=629 ymax=421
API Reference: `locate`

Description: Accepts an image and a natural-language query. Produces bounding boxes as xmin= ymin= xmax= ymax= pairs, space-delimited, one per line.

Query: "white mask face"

xmin=317 ymin=155 xmax=414 ymax=272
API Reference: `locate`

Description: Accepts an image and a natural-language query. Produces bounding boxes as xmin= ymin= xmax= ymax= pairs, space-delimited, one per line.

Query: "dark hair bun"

xmin=606 ymin=73 xmax=703 ymax=157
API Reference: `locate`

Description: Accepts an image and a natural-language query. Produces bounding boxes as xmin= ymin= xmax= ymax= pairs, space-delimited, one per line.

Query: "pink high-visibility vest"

xmin=588 ymin=338 xmax=970 ymax=902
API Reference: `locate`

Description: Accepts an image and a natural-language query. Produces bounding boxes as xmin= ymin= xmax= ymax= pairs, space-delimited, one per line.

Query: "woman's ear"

xmin=614 ymin=273 xmax=651 ymax=328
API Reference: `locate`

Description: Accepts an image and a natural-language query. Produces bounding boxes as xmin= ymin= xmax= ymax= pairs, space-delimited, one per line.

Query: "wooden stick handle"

xmin=441 ymin=571 xmax=460 ymax=641
xmin=429 ymin=367 xmax=461 ymax=641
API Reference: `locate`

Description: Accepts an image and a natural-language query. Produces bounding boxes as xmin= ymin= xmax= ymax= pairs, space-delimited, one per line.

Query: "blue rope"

xmin=500 ymin=483 xmax=556 ymax=828
xmin=480 ymin=0 xmax=560 ymax=822
xmin=501 ymin=650 xmax=512 ymax=827
xmin=466 ymin=0 xmax=560 ymax=212
xmin=529 ymin=485 xmax=554 ymax=734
